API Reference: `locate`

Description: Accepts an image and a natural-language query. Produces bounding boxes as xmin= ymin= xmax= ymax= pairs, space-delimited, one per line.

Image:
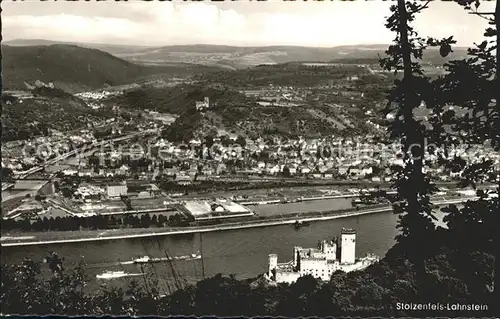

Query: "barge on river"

xmin=133 ymin=253 xmax=201 ymax=264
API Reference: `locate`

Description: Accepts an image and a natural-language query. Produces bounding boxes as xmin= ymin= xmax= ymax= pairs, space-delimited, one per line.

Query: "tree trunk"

xmin=398 ymin=0 xmax=425 ymax=222
xmin=397 ymin=0 xmax=426 ymax=296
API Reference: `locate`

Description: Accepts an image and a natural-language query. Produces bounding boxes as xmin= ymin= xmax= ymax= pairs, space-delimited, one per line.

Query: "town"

xmin=1 ymin=0 xmax=498 ymax=316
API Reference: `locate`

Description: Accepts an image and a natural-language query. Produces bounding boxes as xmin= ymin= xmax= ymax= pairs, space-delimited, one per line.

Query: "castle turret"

xmin=268 ymin=254 xmax=278 ymax=275
xmin=340 ymin=228 xmax=356 ymax=264
xmin=293 ymin=247 xmax=300 ymax=268
xmin=321 ymin=239 xmax=337 ymax=261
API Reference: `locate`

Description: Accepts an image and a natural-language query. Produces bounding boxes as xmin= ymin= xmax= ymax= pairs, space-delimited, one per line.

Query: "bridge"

xmin=13 ymin=130 xmax=157 ymax=180
xmin=10 ymin=177 xmax=54 ymax=181
xmin=1 ymin=183 xmax=15 ymax=192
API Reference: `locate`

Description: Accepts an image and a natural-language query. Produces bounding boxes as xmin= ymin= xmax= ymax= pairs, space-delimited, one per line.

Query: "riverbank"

xmin=1 ymin=205 xmax=392 ymax=247
xmin=0 ymin=197 xmax=475 ymax=247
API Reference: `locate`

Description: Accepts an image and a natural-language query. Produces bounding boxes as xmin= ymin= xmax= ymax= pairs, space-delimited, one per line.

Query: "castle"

xmin=195 ymin=97 xmax=210 ymax=111
xmin=266 ymin=228 xmax=379 ymax=284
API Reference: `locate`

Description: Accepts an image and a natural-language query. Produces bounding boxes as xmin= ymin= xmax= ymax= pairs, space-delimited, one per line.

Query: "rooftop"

xmin=182 ymin=199 xmax=251 ymax=217
xmin=341 ymin=227 xmax=356 ymax=235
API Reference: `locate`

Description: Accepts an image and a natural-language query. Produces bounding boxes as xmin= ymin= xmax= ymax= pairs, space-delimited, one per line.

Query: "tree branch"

xmin=412 ymin=0 xmax=432 ymax=14
xmin=468 ymin=11 xmax=495 ymax=22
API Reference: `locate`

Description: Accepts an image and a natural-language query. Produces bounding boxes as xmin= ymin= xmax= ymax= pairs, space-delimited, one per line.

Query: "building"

xmin=196 ymin=97 xmax=210 ymax=111
xmin=182 ymin=198 xmax=254 ymax=221
xmin=266 ymin=228 xmax=379 ymax=284
xmin=106 ymin=181 xmax=128 ymax=198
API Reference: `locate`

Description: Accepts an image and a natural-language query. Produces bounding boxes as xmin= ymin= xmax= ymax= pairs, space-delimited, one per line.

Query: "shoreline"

xmin=2 ymin=206 xmax=392 ymax=247
xmin=0 ymin=197 xmax=476 ymax=247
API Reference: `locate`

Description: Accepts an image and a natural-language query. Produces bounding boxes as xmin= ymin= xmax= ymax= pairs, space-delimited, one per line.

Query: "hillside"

xmin=1 ymin=89 xmax=113 ymax=142
xmin=114 ymin=44 xmax=469 ymax=69
xmin=195 ymin=62 xmax=367 ymax=88
xmin=114 ymin=44 xmax=388 ymax=69
xmin=4 ymin=41 xmax=470 ymax=71
xmin=107 ymin=62 xmax=390 ymax=141
xmin=1 ymin=44 xmax=222 ymax=93
xmin=112 ymin=82 xmax=372 ymax=142
xmin=3 ymin=39 xmax=155 ymax=54
xmin=109 ymin=84 xmax=260 ymax=141
xmin=109 ymin=84 xmax=240 ymax=114
xmin=330 ymin=47 xmax=469 ymax=66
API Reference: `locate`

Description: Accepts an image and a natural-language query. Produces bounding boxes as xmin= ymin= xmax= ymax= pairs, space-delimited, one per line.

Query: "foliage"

xmin=1 ymin=166 xmax=14 ymax=181
xmin=1 ymin=246 xmax=493 ymax=316
xmin=195 ymin=63 xmax=365 ymax=88
xmin=375 ymin=0 xmax=498 ymax=309
xmin=379 ymin=0 xmax=446 ymax=262
xmin=425 ymin=0 xmax=499 ymax=306
xmin=110 ymin=84 xmax=227 ymax=114
xmin=2 ymin=212 xmax=195 ymax=232
xmin=154 ymin=83 xmax=344 ymax=142
xmin=1 ymin=94 xmax=113 ymax=142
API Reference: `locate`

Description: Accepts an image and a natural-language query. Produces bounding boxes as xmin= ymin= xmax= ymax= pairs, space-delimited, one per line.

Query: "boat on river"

xmin=133 ymin=253 xmax=201 ymax=264
xmin=96 ymin=270 xmax=143 ymax=280
xmin=293 ymin=220 xmax=310 ymax=229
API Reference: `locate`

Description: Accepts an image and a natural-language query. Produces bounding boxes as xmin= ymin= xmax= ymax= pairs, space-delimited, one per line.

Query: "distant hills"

xmin=113 ymin=44 xmax=393 ymax=69
xmin=3 ymin=39 xmax=153 ymax=54
xmin=4 ymin=40 xmax=470 ymax=71
xmin=1 ymin=44 xmax=223 ymax=93
xmin=115 ymin=44 xmax=469 ymax=68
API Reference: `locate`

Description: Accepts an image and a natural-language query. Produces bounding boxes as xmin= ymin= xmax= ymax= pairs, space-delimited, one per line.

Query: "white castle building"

xmin=266 ymin=228 xmax=379 ymax=284
xmin=196 ymin=97 xmax=210 ymax=111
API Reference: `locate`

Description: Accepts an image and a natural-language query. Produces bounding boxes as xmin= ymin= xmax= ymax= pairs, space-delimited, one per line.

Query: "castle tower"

xmin=322 ymin=240 xmax=337 ymax=261
xmin=268 ymin=254 xmax=278 ymax=275
xmin=340 ymin=228 xmax=356 ymax=264
xmin=293 ymin=247 xmax=301 ymax=268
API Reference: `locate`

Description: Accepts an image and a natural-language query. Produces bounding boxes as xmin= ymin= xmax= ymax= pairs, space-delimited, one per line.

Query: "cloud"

xmin=3 ymin=14 xmax=144 ymax=43
xmin=2 ymin=1 xmax=494 ymax=47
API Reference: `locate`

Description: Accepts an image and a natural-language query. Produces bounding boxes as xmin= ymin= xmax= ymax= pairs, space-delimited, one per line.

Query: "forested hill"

xmin=330 ymin=47 xmax=469 ymax=65
xmin=1 ymin=44 xmax=221 ymax=93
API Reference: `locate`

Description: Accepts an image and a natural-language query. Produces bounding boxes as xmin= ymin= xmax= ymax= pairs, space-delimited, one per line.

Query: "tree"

xmin=376 ymin=0 xmax=495 ymax=306
xmin=423 ymin=0 xmax=499 ymax=308
xmin=282 ymin=166 xmax=291 ymax=178
xmin=1 ymin=166 xmax=14 ymax=181
xmin=235 ymin=135 xmax=246 ymax=148
xmin=204 ymin=135 xmax=215 ymax=148
xmin=353 ymin=280 xmax=387 ymax=307
xmin=380 ymin=0 xmax=444 ymax=285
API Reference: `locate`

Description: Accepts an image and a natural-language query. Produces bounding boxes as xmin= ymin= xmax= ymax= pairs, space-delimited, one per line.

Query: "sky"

xmin=2 ymin=0 xmax=496 ymax=47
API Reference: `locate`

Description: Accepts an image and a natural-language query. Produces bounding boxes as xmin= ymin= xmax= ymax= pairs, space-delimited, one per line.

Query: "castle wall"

xmin=322 ymin=241 xmax=337 ymax=261
xmin=268 ymin=254 xmax=278 ymax=274
xmin=275 ymin=271 xmax=301 ymax=284
xmin=299 ymin=258 xmax=328 ymax=279
xmin=268 ymin=228 xmax=378 ymax=284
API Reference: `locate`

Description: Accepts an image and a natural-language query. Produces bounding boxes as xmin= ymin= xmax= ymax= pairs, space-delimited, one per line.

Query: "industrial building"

xmin=180 ymin=198 xmax=254 ymax=221
xmin=266 ymin=228 xmax=379 ymax=284
xmin=106 ymin=181 xmax=128 ymax=198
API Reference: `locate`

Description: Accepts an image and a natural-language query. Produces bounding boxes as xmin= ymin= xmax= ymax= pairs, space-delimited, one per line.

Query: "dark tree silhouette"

xmin=422 ymin=0 xmax=499 ymax=309
xmin=379 ymin=0 xmax=446 ymax=296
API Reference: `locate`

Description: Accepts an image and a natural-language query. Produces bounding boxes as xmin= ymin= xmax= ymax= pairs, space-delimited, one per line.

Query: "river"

xmin=1 ymin=199 xmax=448 ymax=293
